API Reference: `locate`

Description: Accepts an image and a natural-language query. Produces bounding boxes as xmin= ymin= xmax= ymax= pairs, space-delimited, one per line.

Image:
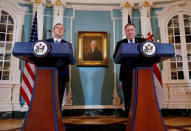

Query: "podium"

xmin=12 ymin=41 xmax=75 ymax=131
xmin=114 ymin=42 xmax=174 ymax=131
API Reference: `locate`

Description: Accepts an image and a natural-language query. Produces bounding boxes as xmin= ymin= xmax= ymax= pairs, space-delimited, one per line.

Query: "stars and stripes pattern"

xmin=29 ymin=12 xmax=38 ymax=42
xmin=20 ymin=12 xmax=38 ymax=106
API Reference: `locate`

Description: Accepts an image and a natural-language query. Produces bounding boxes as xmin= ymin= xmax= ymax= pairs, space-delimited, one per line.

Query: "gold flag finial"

xmin=35 ymin=0 xmax=41 ymax=4
xmin=56 ymin=0 xmax=62 ymax=6
xmin=143 ymin=1 xmax=149 ymax=7
xmin=124 ymin=2 xmax=130 ymax=8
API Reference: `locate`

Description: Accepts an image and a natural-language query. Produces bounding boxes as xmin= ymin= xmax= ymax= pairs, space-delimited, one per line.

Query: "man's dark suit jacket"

xmin=113 ymin=37 xmax=146 ymax=81
xmin=86 ymin=49 xmax=102 ymax=61
xmin=45 ymin=38 xmax=70 ymax=82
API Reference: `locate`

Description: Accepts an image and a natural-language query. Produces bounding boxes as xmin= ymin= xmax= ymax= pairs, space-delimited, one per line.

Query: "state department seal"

xmin=140 ymin=41 xmax=157 ymax=57
xmin=32 ymin=40 xmax=51 ymax=57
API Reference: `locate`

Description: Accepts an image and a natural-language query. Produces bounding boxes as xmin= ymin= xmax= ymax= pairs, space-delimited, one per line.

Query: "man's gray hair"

xmin=53 ymin=23 xmax=64 ymax=30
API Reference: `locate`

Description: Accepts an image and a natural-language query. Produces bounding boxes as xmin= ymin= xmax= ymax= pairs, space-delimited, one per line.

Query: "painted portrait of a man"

xmin=84 ymin=40 xmax=102 ymax=61
xmin=78 ymin=31 xmax=108 ymax=66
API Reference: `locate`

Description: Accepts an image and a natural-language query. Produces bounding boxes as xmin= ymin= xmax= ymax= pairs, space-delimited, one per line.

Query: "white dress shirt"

xmin=128 ymin=38 xmax=135 ymax=43
xmin=53 ymin=38 xmax=61 ymax=43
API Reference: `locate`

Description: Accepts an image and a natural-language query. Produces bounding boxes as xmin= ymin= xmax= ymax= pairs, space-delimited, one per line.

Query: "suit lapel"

xmin=61 ymin=39 xmax=66 ymax=43
xmin=50 ymin=38 xmax=54 ymax=42
xmin=135 ymin=37 xmax=139 ymax=43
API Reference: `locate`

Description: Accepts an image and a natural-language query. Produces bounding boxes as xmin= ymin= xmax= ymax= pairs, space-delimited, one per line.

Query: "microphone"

xmin=136 ymin=34 xmax=144 ymax=38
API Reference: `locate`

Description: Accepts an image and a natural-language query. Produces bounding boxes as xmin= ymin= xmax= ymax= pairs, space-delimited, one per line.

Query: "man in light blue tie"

xmin=46 ymin=23 xmax=72 ymax=110
xmin=113 ymin=23 xmax=146 ymax=117
xmin=129 ymin=39 xmax=133 ymax=44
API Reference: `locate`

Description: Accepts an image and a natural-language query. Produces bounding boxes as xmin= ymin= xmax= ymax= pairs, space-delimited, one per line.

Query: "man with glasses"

xmin=113 ymin=23 xmax=146 ymax=117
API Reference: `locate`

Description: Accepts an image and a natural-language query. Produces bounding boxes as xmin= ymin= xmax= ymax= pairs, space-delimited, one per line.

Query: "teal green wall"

xmin=71 ymin=10 xmax=114 ymax=105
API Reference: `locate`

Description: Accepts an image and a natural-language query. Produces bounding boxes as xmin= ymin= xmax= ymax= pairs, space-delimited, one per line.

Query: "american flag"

xmin=20 ymin=12 xmax=38 ymax=106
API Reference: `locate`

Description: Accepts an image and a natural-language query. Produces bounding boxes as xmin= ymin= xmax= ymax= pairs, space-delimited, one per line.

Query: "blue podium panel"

xmin=114 ymin=43 xmax=174 ymax=66
xmin=12 ymin=41 xmax=73 ymax=131
xmin=12 ymin=42 xmax=75 ymax=66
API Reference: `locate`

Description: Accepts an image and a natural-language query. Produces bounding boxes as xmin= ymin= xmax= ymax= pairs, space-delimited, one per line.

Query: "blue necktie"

xmin=55 ymin=40 xmax=59 ymax=44
xmin=129 ymin=40 xmax=133 ymax=44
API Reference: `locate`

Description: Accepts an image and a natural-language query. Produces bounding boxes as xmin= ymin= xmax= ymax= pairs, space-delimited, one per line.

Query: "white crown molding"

xmin=0 ymin=0 xmax=27 ymax=25
xmin=70 ymin=4 xmax=120 ymax=11
xmin=19 ymin=0 xmax=191 ymax=8
xmin=64 ymin=0 xmax=190 ymax=4
xmin=156 ymin=2 xmax=191 ymax=31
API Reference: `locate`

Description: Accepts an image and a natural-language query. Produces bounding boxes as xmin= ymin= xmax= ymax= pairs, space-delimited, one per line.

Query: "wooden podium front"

xmin=12 ymin=42 xmax=75 ymax=131
xmin=22 ymin=68 xmax=64 ymax=131
xmin=127 ymin=68 xmax=166 ymax=131
xmin=114 ymin=43 xmax=174 ymax=131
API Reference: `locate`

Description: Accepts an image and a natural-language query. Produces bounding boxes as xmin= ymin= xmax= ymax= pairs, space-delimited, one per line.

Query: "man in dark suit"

xmin=85 ymin=40 xmax=102 ymax=61
xmin=46 ymin=23 xmax=71 ymax=109
xmin=113 ymin=23 xmax=146 ymax=117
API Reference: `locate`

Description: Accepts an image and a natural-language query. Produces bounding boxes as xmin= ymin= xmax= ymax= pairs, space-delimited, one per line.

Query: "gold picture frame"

xmin=78 ymin=31 xmax=108 ymax=66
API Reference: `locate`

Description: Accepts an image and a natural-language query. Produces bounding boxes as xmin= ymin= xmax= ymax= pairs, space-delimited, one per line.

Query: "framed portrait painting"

xmin=78 ymin=31 xmax=108 ymax=66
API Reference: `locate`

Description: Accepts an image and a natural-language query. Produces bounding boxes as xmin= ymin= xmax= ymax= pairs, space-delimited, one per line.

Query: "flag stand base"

xmin=126 ymin=67 xmax=166 ymax=131
xmin=21 ymin=67 xmax=65 ymax=131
